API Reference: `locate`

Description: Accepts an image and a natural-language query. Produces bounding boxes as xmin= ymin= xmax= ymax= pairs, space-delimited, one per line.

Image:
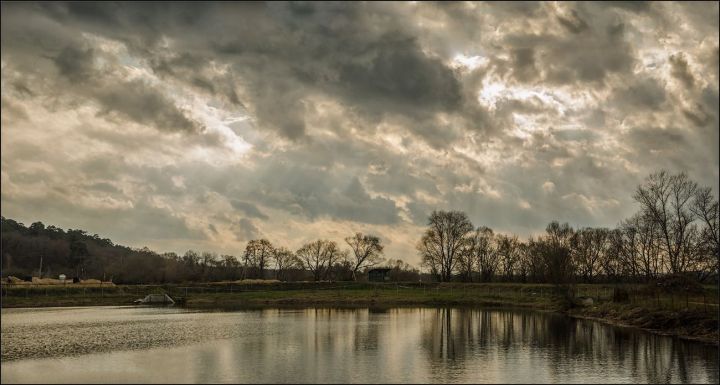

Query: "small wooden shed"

xmin=368 ymin=268 xmax=392 ymax=282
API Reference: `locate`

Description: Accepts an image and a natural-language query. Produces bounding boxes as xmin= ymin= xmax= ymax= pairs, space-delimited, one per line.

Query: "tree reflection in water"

xmin=417 ymin=308 xmax=717 ymax=383
xmin=1 ymin=307 xmax=717 ymax=384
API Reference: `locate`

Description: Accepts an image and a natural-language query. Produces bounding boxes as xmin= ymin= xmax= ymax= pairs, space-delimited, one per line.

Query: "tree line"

xmin=1 ymin=219 xmax=417 ymax=283
xmin=1 ymin=170 xmax=717 ymax=284
xmin=418 ymin=170 xmax=718 ymax=284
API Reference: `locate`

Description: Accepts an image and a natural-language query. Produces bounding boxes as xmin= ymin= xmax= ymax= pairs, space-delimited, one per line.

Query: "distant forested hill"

xmin=0 ymin=217 xmax=244 ymax=283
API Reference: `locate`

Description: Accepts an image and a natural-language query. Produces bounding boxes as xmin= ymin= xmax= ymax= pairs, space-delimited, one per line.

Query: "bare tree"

xmin=542 ymin=221 xmax=575 ymax=285
xmin=621 ymin=212 xmax=661 ymax=282
xmin=602 ymin=229 xmax=623 ymax=282
xmin=386 ymin=259 xmax=420 ymax=282
xmin=244 ymin=239 xmax=274 ymax=279
xmin=296 ymin=239 xmax=341 ymax=281
xmin=345 ymin=233 xmax=384 ymax=281
xmin=456 ymin=237 xmax=477 ymax=282
xmin=474 ymin=227 xmax=499 ymax=282
xmin=220 ymin=254 xmax=241 ymax=281
xmin=417 ymin=210 xmax=474 ymax=282
xmin=182 ymin=250 xmax=201 ymax=281
xmin=496 ymin=234 xmax=521 ymax=282
xmin=514 ymin=241 xmax=530 ymax=282
xmin=418 ymin=233 xmax=442 ymax=280
xmin=571 ymin=228 xmax=608 ymax=283
xmin=692 ymin=187 xmax=719 ymax=279
xmin=618 ymin=218 xmax=639 ymax=280
xmin=524 ymin=237 xmax=548 ymax=282
xmin=273 ymin=247 xmax=300 ymax=281
xmin=634 ymin=171 xmax=699 ymax=274
xmin=200 ymin=251 xmax=219 ymax=281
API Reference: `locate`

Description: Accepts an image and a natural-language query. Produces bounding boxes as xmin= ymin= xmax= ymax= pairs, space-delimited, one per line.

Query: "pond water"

xmin=1 ymin=306 xmax=717 ymax=383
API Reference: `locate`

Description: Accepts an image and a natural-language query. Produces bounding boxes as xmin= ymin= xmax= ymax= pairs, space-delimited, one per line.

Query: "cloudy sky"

xmin=2 ymin=1 xmax=718 ymax=264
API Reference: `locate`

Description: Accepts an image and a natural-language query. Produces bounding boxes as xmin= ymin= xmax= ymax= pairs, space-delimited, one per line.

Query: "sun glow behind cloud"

xmin=451 ymin=53 xmax=488 ymax=71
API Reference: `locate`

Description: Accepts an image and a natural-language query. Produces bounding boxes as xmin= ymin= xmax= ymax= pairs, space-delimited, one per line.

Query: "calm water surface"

xmin=1 ymin=306 xmax=717 ymax=383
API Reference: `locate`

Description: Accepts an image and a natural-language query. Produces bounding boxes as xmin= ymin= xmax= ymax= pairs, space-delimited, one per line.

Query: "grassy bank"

xmin=568 ymin=304 xmax=719 ymax=344
xmin=180 ymin=285 xmax=561 ymax=310
xmin=2 ymin=282 xmax=717 ymax=344
xmin=0 ymin=283 xmax=562 ymax=310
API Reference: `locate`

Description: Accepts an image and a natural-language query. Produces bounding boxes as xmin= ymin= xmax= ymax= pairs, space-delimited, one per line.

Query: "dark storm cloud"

xmin=508 ymin=29 xmax=634 ymax=85
xmin=553 ymin=129 xmax=600 ymax=143
xmin=483 ymin=1 xmax=543 ymax=16
xmin=336 ymin=37 xmax=462 ymax=112
xmin=669 ymin=53 xmax=696 ymax=90
xmin=94 ymin=80 xmax=202 ymax=133
xmin=51 ymin=47 xmax=204 ymax=134
xmin=626 ymin=126 xmax=687 ymax=152
xmin=1 ymin=2 xmax=204 ymax=135
xmin=232 ymin=218 xmax=261 ymax=242
xmin=495 ymin=97 xmax=557 ymax=118
xmin=601 ymin=2 xmax=651 ymax=13
xmin=556 ymin=9 xmax=590 ymax=34
xmin=149 ymin=53 xmax=242 ymax=105
xmin=109 ymin=203 xmax=207 ymax=241
xmin=511 ymin=48 xmax=538 ymax=83
xmin=498 ymin=3 xmax=638 ymax=86
xmin=0 ymin=97 xmax=30 ymax=122
xmin=246 ymin=2 xmax=468 ymax=141
xmin=230 ymin=201 xmax=269 ymax=220
xmin=87 ymin=182 xmax=122 ymax=194
xmin=365 ymin=165 xmax=442 ymax=199
xmin=679 ymin=86 xmax=718 ymax=130
xmin=683 ymin=103 xmax=712 ymax=128
xmin=245 ymin=161 xmax=401 ymax=226
xmin=1 ymin=191 xmax=206 ymax=243
xmin=52 ymin=46 xmax=96 ymax=83
xmin=2 ymin=1 xmax=469 ymax=143
xmin=611 ymin=77 xmax=667 ymax=111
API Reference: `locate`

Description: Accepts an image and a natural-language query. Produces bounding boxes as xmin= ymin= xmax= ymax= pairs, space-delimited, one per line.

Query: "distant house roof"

xmin=368 ymin=268 xmax=392 ymax=273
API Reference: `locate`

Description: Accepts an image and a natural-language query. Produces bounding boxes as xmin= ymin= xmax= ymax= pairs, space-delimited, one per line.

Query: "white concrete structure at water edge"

xmin=133 ymin=293 xmax=175 ymax=305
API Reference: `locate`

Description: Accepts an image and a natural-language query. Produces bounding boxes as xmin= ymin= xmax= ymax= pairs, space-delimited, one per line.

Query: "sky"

xmin=1 ymin=1 xmax=718 ymax=265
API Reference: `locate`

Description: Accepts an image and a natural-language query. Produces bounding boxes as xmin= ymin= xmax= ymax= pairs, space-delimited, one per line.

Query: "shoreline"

xmin=565 ymin=312 xmax=719 ymax=346
xmin=2 ymin=289 xmax=717 ymax=346
xmin=564 ymin=304 xmax=719 ymax=346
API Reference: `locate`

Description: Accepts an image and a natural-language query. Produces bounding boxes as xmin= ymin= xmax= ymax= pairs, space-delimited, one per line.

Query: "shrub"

xmin=612 ymin=287 xmax=630 ymax=303
xmin=653 ymin=273 xmax=705 ymax=294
